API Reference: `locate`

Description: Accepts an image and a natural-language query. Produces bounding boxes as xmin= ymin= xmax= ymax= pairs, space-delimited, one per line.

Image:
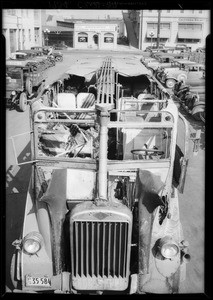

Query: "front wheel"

xmin=177 ymin=73 xmax=187 ymax=83
xmin=26 ymin=77 xmax=33 ymax=95
xmin=166 ymin=78 xmax=176 ymax=89
xmin=19 ymin=92 xmax=27 ymax=112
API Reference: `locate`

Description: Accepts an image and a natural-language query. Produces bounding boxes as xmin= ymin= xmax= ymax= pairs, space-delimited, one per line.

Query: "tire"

xmin=26 ymin=77 xmax=33 ymax=95
xmin=8 ymin=95 xmax=16 ymax=110
xmin=19 ymin=93 xmax=27 ymax=112
xmin=166 ymin=78 xmax=176 ymax=89
xmin=177 ymin=73 xmax=187 ymax=83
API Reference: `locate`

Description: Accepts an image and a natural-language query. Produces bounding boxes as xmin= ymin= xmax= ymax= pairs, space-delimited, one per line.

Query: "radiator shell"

xmin=70 ymin=201 xmax=132 ymax=291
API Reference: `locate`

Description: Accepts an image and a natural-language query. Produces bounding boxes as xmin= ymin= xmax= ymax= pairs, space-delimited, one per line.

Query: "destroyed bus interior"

xmin=11 ymin=56 xmax=190 ymax=294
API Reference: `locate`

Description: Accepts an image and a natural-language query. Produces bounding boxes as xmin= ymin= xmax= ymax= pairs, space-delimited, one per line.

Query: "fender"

xmin=191 ymin=103 xmax=205 ymax=119
xmin=39 ymin=169 xmax=68 ymax=275
xmin=136 ymin=169 xmax=165 ymax=289
xmin=166 ymin=75 xmax=177 ymax=82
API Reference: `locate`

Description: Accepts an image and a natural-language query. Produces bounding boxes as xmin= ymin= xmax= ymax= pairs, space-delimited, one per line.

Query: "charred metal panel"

xmin=136 ymin=169 xmax=165 ymax=287
xmin=40 ymin=168 xmax=68 ymax=275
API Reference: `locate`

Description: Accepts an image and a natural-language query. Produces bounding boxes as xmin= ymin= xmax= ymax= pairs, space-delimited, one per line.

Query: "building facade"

xmin=129 ymin=10 xmax=210 ymax=51
xmin=2 ymin=9 xmax=42 ymax=58
xmin=42 ymin=11 xmax=124 ymax=49
xmin=74 ymin=23 xmax=118 ymax=50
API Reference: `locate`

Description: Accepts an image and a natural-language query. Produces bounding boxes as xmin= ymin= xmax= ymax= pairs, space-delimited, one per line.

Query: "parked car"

xmin=141 ymin=53 xmax=185 ymax=75
xmin=173 ymin=81 xmax=205 ymax=123
xmin=12 ymin=51 xmax=42 ymax=71
xmin=144 ymin=43 xmax=165 ymax=52
xmin=175 ymin=44 xmax=191 ymax=52
xmin=30 ymin=47 xmax=56 ymax=68
xmin=195 ymin=47 xmax=205 ymax=53
xmin=155 ymin=59 xmax=205 ymax=89
xmin=52 ymin=50 xmax=63 ymax=62
xmin=170 ymin=60 xmax=205 ymax=86
xmin=53 ymin=44 xmax=68 ymax=50
xmin=152 ymin=52 xmax=186 ymax=60
xmin=16 ymin=50 xmax=51 ymax=70
xmin=6 ymin=59 xmax=45 ymax=111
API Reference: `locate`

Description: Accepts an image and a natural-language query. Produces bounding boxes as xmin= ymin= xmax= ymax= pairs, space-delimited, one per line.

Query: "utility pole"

xmin=156 ymin=10 xmax=161 ymax=49
xmin=139 ymin=11 xmax=141 ymax=50
xmin=139 ymin=10 xmax=143 ymax=50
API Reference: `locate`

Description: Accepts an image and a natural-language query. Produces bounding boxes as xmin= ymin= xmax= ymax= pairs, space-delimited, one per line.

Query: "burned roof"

xmin=66 ymin=56 xmax=151 ymax=79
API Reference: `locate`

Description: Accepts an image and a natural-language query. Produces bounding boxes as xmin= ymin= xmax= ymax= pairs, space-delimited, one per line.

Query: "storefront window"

xmin=78 ymin=32 xmax=88 ymax=43
xmin=78 ymin=36 xmax=87 ymax=42
xmin=104 ymin=33 xmax=114 ymax=43
xmin=104 ymin=37 xmax=114 ymax=43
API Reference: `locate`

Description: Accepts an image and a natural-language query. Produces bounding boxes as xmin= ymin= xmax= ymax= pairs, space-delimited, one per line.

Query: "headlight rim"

xmin=158 ymin=236 xmax=180 ymax=259
xmin=22 ymin=231 xmax=43 ymax=255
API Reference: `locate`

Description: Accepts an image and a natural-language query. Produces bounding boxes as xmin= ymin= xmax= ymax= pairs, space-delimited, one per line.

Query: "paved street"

xmin=5 ymin=49 xmax=205 ymax=293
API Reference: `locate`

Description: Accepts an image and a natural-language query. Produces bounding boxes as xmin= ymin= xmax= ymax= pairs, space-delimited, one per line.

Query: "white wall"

xmin=138 ymin=10 xmax=210 ymax=51
xmin=2 ymin=9 xmax=42 ymax=58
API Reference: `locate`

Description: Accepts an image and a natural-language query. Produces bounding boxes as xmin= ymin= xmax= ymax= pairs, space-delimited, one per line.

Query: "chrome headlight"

xmin=11 ymin=91 xmax=16 ymax=96
xmin=159 ymin=236 xmax=179 ymax=259
xmin=22 ymin=232 xmax=43 ymax=255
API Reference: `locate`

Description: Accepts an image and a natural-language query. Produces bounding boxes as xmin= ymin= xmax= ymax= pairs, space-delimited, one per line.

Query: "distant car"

xmin=156 ymin=59 xmax=205 ymax=88
xmin=15 ymin=50 xmax=53 ymax=70
xmin=175 ymin=44 xmax=191 ymax=52
xmin=141 ymin=53 xmax=185 ymax=75
xmin=9 ymin=52 xmax=41 ymax=71
xmin=6 ymin=59 xmax=45 ymax=111
xmin=144 ymin=43 xmax=165 ymax=52
xmin=195 ymin=47 xmax=205 ymax=53
xmin=53 ymin=45 xmax=68 ymax=50
xmin=31 ymin=46 xmax=44 ymax=51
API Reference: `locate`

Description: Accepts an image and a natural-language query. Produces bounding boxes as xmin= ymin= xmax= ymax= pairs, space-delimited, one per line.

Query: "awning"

xmin=178 ymin=30 xmax=202 ymax=39
xmin=42 ymin=25 xmax=73 ymax=32
xmin=146 ymin=30 xmax=170 ymax=38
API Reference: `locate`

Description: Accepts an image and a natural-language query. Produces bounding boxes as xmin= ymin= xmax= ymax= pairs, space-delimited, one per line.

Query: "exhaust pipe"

xmin=95 ymin=104 xmax=114 ymax=202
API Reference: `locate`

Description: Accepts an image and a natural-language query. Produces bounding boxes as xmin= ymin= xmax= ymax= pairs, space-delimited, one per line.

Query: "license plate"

xmin=26 ymin=275 xmax=51 ymax=287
